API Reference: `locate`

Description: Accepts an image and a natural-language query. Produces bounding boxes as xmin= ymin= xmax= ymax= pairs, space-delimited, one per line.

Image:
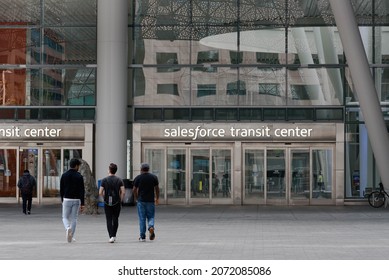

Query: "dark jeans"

xmin=104 ymin=203 xmax=122 ymax=238
xmin=21 ymin=193 xmax=32 ymax=214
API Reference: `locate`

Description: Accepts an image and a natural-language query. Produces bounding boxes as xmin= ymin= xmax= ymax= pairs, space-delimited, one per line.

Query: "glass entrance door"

xmin=266 ymin=149 xmax=286 ymax=204
xmin=290 ymin=149 xmax=310 ymax=203
xmin=190 ymin=149 xmax=210 ymax=203
xmin=143 ymin=145 xmax=232 ymax=205
xmin=244 ymin=145 xmax=334 ymax=205
xmin=18 ymin=147 xmax=82 ymax=203
xmin=19 ymin=148 xmax=38 ymax=199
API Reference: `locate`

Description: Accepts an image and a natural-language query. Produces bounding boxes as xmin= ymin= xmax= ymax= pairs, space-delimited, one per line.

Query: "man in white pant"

xmin=60 ymin=158 xmax=85 ymax=243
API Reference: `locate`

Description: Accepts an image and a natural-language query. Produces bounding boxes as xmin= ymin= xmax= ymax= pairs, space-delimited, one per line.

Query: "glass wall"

xmin=131 ymin=0 xmax=389 ymax=200
xmin=0 ymin=0 xmax=96 ymax=120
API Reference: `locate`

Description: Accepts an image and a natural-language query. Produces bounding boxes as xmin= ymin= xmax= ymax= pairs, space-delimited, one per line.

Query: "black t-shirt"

xmin=133 ymin=172 xmax=159 ymax=203
xmin=101 ymin=175 xmax=124 ymax=206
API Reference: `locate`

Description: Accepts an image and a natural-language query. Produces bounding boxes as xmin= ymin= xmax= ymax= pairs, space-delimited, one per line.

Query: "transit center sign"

xmin=140 ymin=123 xmax=337 ymax=142
xmin=0 ymin=124 xmax=85 ymax=141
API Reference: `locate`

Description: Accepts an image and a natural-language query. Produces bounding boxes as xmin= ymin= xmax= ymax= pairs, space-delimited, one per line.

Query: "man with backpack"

xmin=99 ymin=163 xmax=125 ymax=243
xmin=17 ymin=170 xmax=37 ymax=215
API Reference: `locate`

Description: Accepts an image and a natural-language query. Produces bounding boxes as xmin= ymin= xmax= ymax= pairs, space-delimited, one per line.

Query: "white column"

xmin=329 ymin=0 xmax=389 ymax=189
xmin=96 ymin=0 xmax=128 ymax=180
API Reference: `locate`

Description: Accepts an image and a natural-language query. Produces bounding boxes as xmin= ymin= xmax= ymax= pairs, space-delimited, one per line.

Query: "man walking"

xmin=17 ymin=170 xmax=36 ymax=215
xmin=60 ymin=158 xmax=85 ymax=243
xmin=99 ymin=163 xmax=125 ymax=243
xmin=133 ymin=163 xmax=159 ymax=242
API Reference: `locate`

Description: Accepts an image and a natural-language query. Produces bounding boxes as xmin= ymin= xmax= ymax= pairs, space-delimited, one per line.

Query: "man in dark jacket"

xmin=17 ymin=170 xmax=36 ymax=215
xmin=60 ymin=158 xmax=85 ymax=243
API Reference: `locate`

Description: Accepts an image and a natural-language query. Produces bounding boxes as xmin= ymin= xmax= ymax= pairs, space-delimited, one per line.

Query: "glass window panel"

xmin=191 ymin=108 xmax=213 ymax=121
xmin=0 ymin=0 xmax=41 ymax=25
xmin=230 ymin=51 xmax=243 ymax=64
xmin=288 ymin=108 xmax=314 ymax=121
xmin=157 ymin=84 xmax=179 ymax=95
xmin=312 ymin=149 xmax=333 ymax=200
xmin=15 ymin=108 xmax=40 ymax=120
xmin=134 ymin=67 xmax=189 ymax=106
xmin=42 ymin=28 xmax=96 ymax=64
xmin=156 ymin=53 xmax=179 ymax=72
xmin=239 ymin=108 xmax=262 ymax=121
xmin=239 ymin=67 xmax=287 ymax=106
xmin=44 ymin=0 xmax=97 ymax=26
xmin=19 ymin=148 xmax=38 ymax=198
xmin=212 ymin=149 xmax=231 ymax=199
xmin=135 ymin=27 xmax=191 ymax=65
xmin=145 ymin=149 xmax=165 ymax=202
xmin=315 ymin=108 xmax=343 ymax=121
xmin=227 ymin=80 xmax=246 ymax=95
xmin=215 ymin=108 xmax=238 ymax=121
xmin=266 ymin=149 xmax=286 ymax=199
xmin=289 ymin=67 xmax=343 ymax=106
xmin=31 ymin=68 xmax=96 ymax=106
xmin=287 ymin=27 xmax=343 ymax=65
xmin=167 ymin=149 xmax=185 ymax=200
xmin=40 ymin=108 xmax=67 ymax=120
xmin=0 ymin=69 xmax=26 ymax=106
xmin=192 ymin=67 xmax=239 ymax=106
xmin=263 ymin=108 xmax=286 ymax=120
xmin=43 ymin=149 xmax=61 ymax=198
xmin=374 ymin=2 xmax=389 ymax=25
xmin=381 ymin=68 xmax=389 ymax=101
xmin=63 ymin=149 xmax=82 ymax=171
xmin=0 ymin=149 xmax=17 ymax=197
xmin=194 ymin=50 xmax=218 ymax=72
xmin=68 ymin=109 xmax=95 ymax=121
xmin=191 ymin=149 xmax=210 ymax=199
xmin=291 ymin=149 xmax=310 ymax=200
xmin=197 ymin=84 xmax=216 ymax=97
xmin=244 ymin=149 xmax=265 ymax=202
xmin=0 ymin=108 xmax=15 ymax=119
xmin=134 ymin=108 xmax=162 ymax=121
xmin=163 ymin=108 xmax=190 ymax=120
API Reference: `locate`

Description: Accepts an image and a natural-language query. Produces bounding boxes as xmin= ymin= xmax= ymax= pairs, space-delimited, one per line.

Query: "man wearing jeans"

xmin=133 ymin=163 xmax=159 ymax=242
xmin=60 ymin=158 xmax=85 ymax=243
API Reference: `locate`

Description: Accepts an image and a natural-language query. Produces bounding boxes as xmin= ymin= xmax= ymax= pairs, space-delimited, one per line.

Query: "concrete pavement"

xmin=1 ymin=203 xmax=389 ymax=260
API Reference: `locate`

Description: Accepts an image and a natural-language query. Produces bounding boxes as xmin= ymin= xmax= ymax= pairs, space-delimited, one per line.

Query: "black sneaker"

xmin=149 ymin=227 xmax=155 ymax=240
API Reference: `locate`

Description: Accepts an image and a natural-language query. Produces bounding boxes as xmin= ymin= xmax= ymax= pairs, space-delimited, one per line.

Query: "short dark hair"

xmin=109 ymin=163 xmax=118 ymax=174
xmin=69 ymin=158 xmax=81 ymax=168
xmin=141 ymin=163 xmax=150 ymax=172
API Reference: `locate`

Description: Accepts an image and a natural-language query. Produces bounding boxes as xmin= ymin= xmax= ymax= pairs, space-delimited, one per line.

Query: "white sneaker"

xmin=139 ymin=237 xmax=146 ymax=242
xmin=109 ymin=237 xmax=115 ymax=243
xmin=66 ymin=227 xmax=72 ymax=243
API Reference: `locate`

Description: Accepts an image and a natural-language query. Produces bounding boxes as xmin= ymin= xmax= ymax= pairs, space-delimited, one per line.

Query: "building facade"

xmin=0 ymin=0 xmax=388 ymax=205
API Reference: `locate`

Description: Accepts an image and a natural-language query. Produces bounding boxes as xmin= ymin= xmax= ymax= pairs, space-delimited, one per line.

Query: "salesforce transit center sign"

xmin=140 ymin=123 xmax=337 ymax=142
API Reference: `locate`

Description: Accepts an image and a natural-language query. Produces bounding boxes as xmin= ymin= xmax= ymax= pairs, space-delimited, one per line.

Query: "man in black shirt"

xmin=60 ymin=158 xmax=85 ymax=243
xmin=133 ymin=163 xmax=159 ymax=242
xmin=99 ymin=163 xmax=125 ymax=243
